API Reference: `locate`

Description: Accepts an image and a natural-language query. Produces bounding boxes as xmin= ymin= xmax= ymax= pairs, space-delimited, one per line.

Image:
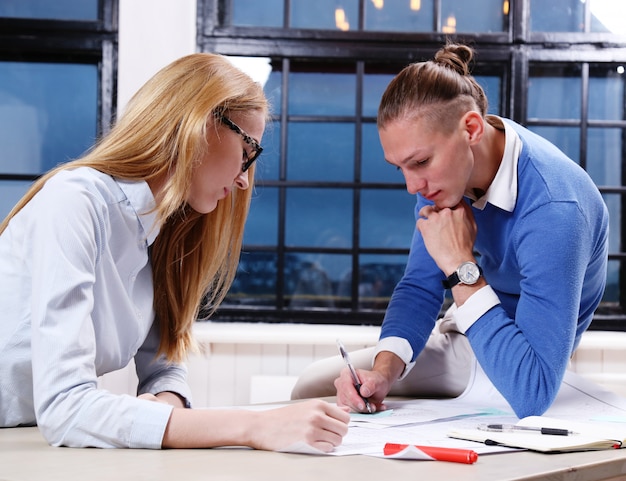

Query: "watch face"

xmin=458 ymin=262 xmax=480 ymax=284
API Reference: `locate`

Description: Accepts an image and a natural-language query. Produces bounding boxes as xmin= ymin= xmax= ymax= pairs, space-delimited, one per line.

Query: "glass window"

xmin=529 ymin=126 xmax=580 ymax=164
xmin=529 ymin=0 xmax=584 ymax=32
xmin=285 ymin=188 xmax=353 ymax=247
xmin=364 ymin=0 xmax=435 ymax=32
xmin=602 ymin=194 xmax=621 ymax=303
xmin=0 ymin=0 xmax=98 ymax=21
xmin=589 ymin=65 xmax=625 ymax=121
xmin=244 ymin=186 xmax=279 ymax=246
xmin=291 ymin=0 xmax=358 ymax=31
xmin=363 ymin=70 xmax=396 ymax=117
xmin=356 ymin=254 xmax=408 ymax=308
xmin=0 ymin=62 xmax=98 ymax=176
xmin=0 ymin=180 xmax=32 ymax=220
xmin=441 ymin=0 xmax=508 ymax=33
xmin=362 ymin=123 xmax=400 ymax=183
xmin=227 ymin=252 xmax=278 ymax=306
xmin=202 ymin=0 xmax=626 ymax=329
xmin=528 ymin=65 xmax=582 ymax=120
xmin=587 ymin=128 xmax=622 ymax=186
xmin=288 ymin=71 xmax=355 ymax=116
xmin=255 ymin=121 xmax=280 ymax=181
xmin=287 ymin=123 xmax=354 ymax=181
xmin=286 ymin=253 xmax=351 ymax=308
xmin=232 ymin=0 xmax=283 ymax=27
xmin=360 ymin=189 xmax=415 ymax=248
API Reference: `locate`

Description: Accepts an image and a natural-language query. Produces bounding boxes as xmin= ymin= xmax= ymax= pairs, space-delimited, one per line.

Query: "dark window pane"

xmin=589 ymin=66 xmax=626 ymax=121
xmin=287 ymin=123 xmax=354 ymax=181
xmin=286 ymin=253 xmax=351 ymax=308
xmin=602 ymin=193 xmax=621 ymax=255
xmin=528 ymin=126 xmax=580 ymax=164
xmin=291 ymin=0 xmax=358 ymax=31
xmin=587 ymin=128 xmax=622 ymax=186
xmin=0 ymin=0 xmax=98 ymax=20
xmin=256 ymin=121 xmax=280 ymax=181
xmin=475 ymin=75 xmax=502 ymax=115
xmin=360 ymin=189 xmax=415 ymax=248
xmin=227 ymin=252 xmax=278 ymax=306
xmin=441 ymin=0 xmax=508 ymax=33
xmin=245 ymin=186 xmax=278 ymax=245
xmin=528 ymin=65 xmax=581 ymax=120
xmin=363 ymin=71 xmax=395 ymax=117
xmin=264 ymin=68 xmax=283 ymax=116
xmin=0 ymin=180 xmax=31 ymax=220
xmin=288 ymin=71 xmax=355 ymax=116
xmin=0 ymin=62 xmax=97 ymax=175
xmin=529 ymin=0 xmax=584 ymax=32
xmin=364 ymin=0 xmax=434 ymax=32
xmin=232 ymin=0 xmax=284 ymax=27
xmin=285 ymin=188 xmax=352 ymax=247
xmin=362 ymin=123 xmax=402 ymax=183
xmin=356 ymin=254 xmax=407 ymax=309
xmin=604 ymin=260 xmax=620 ymax=303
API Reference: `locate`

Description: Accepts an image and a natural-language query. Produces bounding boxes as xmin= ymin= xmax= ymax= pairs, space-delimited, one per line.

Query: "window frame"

xmin=198 ymin=0 xmax=626 ymax=330
xmin=0 ymin=0 xmax=118 ymax=183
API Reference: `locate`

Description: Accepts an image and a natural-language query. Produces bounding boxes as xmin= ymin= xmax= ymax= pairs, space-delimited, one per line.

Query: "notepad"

xmin=447 ymin=416 xmax=625 ymax=453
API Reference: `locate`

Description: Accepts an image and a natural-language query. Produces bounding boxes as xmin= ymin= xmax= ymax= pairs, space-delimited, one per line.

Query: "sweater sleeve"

xmin=465 ymin=201 xmax=596 ymax=417
xmin=379 ymin=195 xmax=445 ymax=358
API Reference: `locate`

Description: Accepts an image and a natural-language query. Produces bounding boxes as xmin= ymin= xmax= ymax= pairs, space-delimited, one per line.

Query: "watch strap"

xmin=442 ymin=271 xmax=460 ymax=289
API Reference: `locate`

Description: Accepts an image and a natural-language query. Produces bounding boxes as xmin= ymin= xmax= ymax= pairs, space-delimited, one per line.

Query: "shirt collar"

xmin=115 ymin=178 xmax=160 ymax=246
xmin=470 ymin=115 xmax=521 ymax=213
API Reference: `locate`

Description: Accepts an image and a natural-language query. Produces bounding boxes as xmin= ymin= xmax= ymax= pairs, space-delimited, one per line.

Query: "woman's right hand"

xmin=249 ymin=399 xmax=350 ymax=453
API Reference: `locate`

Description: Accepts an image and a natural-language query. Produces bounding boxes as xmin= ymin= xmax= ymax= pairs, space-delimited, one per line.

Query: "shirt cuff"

xmin=374 ymin=336 xmax=415 ymax=380
xmin=452 ymin=285 xmax=501 ymax=333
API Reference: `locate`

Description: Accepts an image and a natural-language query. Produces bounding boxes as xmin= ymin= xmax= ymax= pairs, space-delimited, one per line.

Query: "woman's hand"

xmin=250 ymin=400 xmax=350 ymax=452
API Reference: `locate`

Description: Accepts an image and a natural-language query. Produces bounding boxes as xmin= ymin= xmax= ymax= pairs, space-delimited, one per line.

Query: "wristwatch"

xmin=442 ymin=261 xmax=483 ymax=289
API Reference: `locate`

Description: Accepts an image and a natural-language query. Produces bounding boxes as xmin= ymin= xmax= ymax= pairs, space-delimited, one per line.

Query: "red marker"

xmin=383 ymin=443 xmax=478 ymax=464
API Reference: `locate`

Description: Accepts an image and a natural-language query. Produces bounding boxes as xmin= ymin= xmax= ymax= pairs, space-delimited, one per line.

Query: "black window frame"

xmin=0 ymin=0 xmax=118 ymax=184
xmin=198 ymin=0 xmax=626 ymax=330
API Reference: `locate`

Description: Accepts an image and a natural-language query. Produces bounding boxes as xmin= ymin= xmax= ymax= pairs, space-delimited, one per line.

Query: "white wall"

xmin=117 ymin=0 xmax=197 ymax=114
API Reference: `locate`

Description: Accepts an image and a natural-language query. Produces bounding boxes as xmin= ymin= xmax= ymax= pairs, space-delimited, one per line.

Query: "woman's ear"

xmin=462 ymin=111 xmax=485 ymax=145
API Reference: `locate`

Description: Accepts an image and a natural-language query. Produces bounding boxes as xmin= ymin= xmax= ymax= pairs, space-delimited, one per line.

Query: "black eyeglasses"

xmin=218 ymin=114 xmax=263 ymax=173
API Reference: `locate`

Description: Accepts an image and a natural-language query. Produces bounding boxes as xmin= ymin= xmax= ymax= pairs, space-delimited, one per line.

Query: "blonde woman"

xmin=0 ymin=53 xmax=349 ymax=451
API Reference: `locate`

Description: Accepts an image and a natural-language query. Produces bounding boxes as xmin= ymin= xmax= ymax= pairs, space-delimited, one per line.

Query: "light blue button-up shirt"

xmin=0 ymin=167 xmax=192 ymax=448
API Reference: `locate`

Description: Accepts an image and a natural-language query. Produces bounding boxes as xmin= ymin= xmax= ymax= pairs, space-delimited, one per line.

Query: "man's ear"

xmin=462 ymin=111 xmax=484 ymax=145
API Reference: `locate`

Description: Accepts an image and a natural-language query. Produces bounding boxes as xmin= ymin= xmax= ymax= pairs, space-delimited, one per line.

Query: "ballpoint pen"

xmin=477 ymin=423 xmax=575 ymax=436
xmin=336 ymin=339 xmax=373 ymax=414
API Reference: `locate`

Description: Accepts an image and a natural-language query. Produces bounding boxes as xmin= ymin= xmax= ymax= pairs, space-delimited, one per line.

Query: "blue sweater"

xmin=380 ymin=120 xmax=609 ymax=417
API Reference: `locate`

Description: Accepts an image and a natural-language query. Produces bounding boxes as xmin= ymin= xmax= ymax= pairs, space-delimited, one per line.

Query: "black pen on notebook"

xmin=478 ymin=423 xmax=575 ymax=436
xmin=336 ymin=339 xmax=373 ymax=414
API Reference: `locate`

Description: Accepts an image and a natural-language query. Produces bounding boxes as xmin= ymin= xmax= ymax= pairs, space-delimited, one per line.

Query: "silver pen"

xmin=478 ymin=424 xmax=575 ymax=436
xmin=337 ymin=339 xmax=373 ymax=413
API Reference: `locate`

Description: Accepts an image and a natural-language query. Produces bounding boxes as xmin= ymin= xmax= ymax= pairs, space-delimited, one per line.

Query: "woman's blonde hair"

xmin=378 ymin=42 xmax=488 ymax=132
xmin=0 ymin=53 xmax=268 ymax=362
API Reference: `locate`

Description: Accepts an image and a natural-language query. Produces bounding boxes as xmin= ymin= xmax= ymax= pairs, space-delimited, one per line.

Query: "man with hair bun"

xmin=292 ymin=43 xmax=609 ymax=418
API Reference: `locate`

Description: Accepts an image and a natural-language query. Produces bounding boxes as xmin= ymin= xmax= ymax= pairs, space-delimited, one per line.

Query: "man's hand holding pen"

xmin=334 ymin=367 xmax=385 ymax=413
xmin=334 ymin=346 xmax=405 ymax=414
